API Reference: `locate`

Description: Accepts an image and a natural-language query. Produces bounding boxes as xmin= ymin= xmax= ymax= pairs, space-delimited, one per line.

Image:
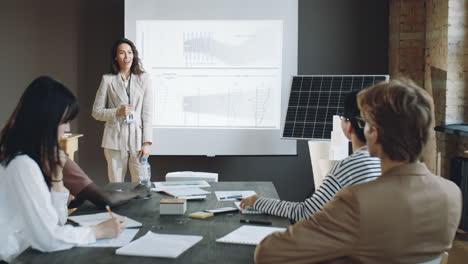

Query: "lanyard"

xmin=122 ymin=73 xmax=131 ymax=104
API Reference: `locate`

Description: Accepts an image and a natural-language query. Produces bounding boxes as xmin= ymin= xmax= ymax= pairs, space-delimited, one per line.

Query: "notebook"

xmin=216 ymin=225 xmax=286 ymax=245
xmin=215 ymin=191 xmax=256 ymax=201
xmin=234 ymin=202 xmax=263 ymax=215
xmin=79 ymin=229 xmax=138 ymax=247
xmin=116 ymin=231 xmax=203 ymax=258
xmin=163 ymin=187 xmax=210 ymax=198
xmin=152 ymin=180 xmax=210 ymax=192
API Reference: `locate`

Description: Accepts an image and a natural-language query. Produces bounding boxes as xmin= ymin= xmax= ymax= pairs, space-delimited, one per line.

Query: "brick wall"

xmin=426 ymin=0 xmax=451 ymax=177
xmin=389 ymin=0 xmax=468 ymax=177
xmin=389 ymin=0 xmax=437 ymax=172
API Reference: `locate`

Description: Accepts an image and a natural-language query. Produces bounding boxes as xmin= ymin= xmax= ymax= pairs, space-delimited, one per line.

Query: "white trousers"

xmin=104 ymin=148 xmax=140 ymax=183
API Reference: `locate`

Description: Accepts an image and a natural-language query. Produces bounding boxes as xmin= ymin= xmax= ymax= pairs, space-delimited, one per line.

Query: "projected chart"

xmin=136 ymin=20 xmax=283 ymax=128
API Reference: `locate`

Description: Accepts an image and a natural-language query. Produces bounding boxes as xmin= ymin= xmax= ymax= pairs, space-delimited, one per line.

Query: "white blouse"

xmin=0 ymin=155 xmax=95 ymax=262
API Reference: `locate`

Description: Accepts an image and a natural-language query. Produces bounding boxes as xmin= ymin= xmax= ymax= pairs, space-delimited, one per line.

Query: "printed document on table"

xmin=116 ymin=231 xmax=203 ymax=258
xmin=80 ymin=229 xmax=139 ymax=247
xmin=216 ymin=225 xmax=286 ymax=245
xmin=152 ymin=180 xmax=210 ymax=192
xmin=68 ymin=212 xmax=142 ymax=228
xmin=163 ymin=187 xmax=211 ymax=198
xmin=215 ymin=191 xmax=257 ymax=201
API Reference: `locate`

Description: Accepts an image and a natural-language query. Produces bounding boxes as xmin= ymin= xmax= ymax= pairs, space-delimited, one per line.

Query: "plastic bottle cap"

xmin=141 ymin=157 xmax=148 ymax=162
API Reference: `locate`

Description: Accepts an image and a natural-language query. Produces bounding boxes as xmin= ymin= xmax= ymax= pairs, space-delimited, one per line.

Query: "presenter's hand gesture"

xmin=240 ymin=195 xmax=261 ymax=209
xmin=138 ymin=142 xmax=151 ymax=159
xmin=92 ymin=217 xmax=125 ymax=239
xmin=116 ymin=104 xmax=133 ymax=116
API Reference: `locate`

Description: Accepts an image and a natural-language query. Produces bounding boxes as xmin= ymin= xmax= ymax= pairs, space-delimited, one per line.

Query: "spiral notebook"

xmin=216 ymin=225 xmax=286 ymax=245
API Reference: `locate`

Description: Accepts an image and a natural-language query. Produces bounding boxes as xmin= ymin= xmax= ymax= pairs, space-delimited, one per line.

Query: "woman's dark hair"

xmin=342 ymin=90 xmax=366 ymax=142
xmin=110 ymin=38 xmax=145 ymax=76
xmin=0 ymin=76 xmax=79 ymax=187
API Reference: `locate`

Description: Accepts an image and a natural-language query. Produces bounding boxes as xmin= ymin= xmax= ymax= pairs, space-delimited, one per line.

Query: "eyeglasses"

xmin=339 ymin=115 xmax=350 ymax=121
xmin=355 ymin=116 xmax=367 ymax=129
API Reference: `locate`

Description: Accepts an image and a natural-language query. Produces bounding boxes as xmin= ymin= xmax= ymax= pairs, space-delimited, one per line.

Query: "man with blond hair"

xmin=255 ymin=79 xmax=462 ymax=264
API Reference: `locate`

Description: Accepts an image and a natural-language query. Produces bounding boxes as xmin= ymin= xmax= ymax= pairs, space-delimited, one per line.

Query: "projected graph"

xmin=152 ymin=72 xmax=278 ymax=128
xmin=136 ymin=20 xmax=283 ymax=129
xmin=183 ymin=32 xmax=216 ymax=66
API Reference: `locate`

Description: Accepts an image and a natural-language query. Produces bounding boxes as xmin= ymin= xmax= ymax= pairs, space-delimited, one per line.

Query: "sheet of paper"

xmin=215 ymin=191 xmax=257 ymax=201
xmin=234 ymin=202 xmax=263 ymax=215
xmin=68 ymin=212 xmax=142 ymax=228
xmin=216 ymin=225 xmax=286 ymax=245
xmin=116 ymin=231 xmax=203 ymax=258
xmin=164 ymin=187 xmax=210 ymax=198
xmin=152 ymin=180 xmax=210 ymax=192
xmin=79 ymin=229 xmax=139 ymax=248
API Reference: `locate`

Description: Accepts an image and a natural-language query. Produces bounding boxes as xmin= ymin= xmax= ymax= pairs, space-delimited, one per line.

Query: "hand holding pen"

xmin=90 ymin=205 xmax=125 ymax=239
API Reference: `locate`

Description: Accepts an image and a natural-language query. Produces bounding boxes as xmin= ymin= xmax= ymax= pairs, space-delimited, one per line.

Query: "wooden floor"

xmin=448 ymin=232 xmax=468 ymax=264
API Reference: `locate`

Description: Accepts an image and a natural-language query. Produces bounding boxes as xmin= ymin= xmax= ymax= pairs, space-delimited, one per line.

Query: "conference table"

xmin=14 ymin=182 xmax=290 ymax=264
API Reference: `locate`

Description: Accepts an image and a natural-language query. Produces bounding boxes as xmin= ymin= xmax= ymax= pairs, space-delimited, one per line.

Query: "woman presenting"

xmin=92 ymin=38 xmax=153 ymax=183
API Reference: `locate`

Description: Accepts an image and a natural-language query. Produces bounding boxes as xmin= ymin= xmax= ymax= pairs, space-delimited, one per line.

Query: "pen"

xmin=163 ymin=183 xmax=200 ymax=186
xmin=240 ymin=219 xmax=272 ymax=225
xmin=220 ymin=195 xmax=243 ymax=200
xmin=106 ymin=205 xmax=114 ymax=218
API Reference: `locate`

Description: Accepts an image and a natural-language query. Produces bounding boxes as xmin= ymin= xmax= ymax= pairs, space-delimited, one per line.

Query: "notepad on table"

xmin=116 ymin=231 xmax=203 ymax=258
xmin=234 ymin=202 xmax=263 ymax=215
xmin=80 ymin=229 xmax=139 ymax=248
xmin=216 ymin=225 xmax=286 ymax=245
xmin=215 ymin=191 xmax=256 ymax=201
xmin=68 ymin=212 xmax=142 ymax=228
xmin=163 ymin=187 xmax=210 ymax=198
xmin=152 ymin=180 xmax=211 ymax=192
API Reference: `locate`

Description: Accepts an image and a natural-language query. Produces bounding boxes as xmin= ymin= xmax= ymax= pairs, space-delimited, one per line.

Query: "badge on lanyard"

xmin=124 ymin=74 xmax=135 ymax=124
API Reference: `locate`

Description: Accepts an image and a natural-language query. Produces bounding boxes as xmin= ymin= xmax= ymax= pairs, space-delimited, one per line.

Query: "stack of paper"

xmin=68 ymin=212 xmax=142 ymax=228
xmin=152 ymin=180 xmax=210 ymax=192
xmin=216 ymin=225 xmax=286 ymax=245
xmin=116 ymin=231 xmax=203 ymax=258
xmin=166 ymin=171 xmax=218 ymax=182
xmin=163 ymin=187 xmax=210 ymax=199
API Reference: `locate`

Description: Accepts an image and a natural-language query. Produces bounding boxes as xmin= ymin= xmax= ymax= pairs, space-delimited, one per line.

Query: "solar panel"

xmin=282 ymin=75 xmax=389 ymax=140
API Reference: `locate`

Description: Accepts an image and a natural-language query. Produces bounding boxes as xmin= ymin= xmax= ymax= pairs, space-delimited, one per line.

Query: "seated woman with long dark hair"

xmin=0 ymin=76 xmax=124 ymax=262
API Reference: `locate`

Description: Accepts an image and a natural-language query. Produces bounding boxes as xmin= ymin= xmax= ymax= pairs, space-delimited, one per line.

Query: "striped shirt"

xmin=254 ymin=147 xmax=381 ymax=222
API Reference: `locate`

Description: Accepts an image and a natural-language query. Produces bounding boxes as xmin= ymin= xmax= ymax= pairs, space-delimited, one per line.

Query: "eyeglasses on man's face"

xmin=354 ymin=116 xmax=367 ymax=129
xmin=339 ymin=115 xmax=350 ymax=121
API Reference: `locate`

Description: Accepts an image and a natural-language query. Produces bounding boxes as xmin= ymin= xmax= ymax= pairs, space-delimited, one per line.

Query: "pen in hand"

xmin=106 ymin=205 xmax=114 ymax=218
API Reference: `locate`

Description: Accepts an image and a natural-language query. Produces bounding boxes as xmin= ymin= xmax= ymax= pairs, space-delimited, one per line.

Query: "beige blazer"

xmin=255 ymin=162 xmax=462 ymax=264
xmin=92 ymin=73 xmax=153 ymax=152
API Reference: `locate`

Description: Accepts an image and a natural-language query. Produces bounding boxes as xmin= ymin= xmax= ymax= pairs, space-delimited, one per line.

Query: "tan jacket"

xmin=255 ymin=162 xmax=462 ymax=264
xmin=92 ymin=73 xmax=153 ymax=152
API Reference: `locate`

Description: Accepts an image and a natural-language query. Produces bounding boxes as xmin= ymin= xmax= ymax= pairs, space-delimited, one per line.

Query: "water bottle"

xmin=139 ymin=157 xmax=152 ymax=187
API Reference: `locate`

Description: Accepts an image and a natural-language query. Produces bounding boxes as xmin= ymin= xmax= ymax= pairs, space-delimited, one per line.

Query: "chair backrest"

xmin=417 ymin=252 xmax=448 ymax=264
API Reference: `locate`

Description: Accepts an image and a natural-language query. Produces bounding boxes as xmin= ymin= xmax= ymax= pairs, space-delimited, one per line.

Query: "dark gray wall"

xmin=0 ymin=0 xmax=388 ymax=202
